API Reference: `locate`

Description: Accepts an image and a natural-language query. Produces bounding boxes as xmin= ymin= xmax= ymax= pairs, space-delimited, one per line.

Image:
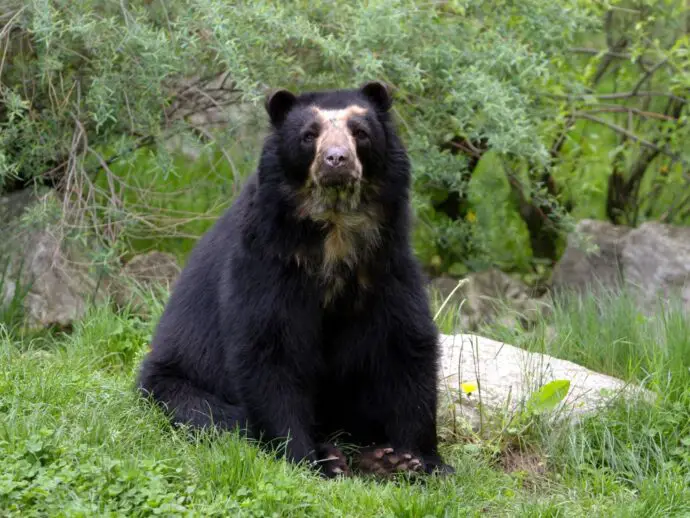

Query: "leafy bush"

xmin=0 ymin=0 xmax=601 ymax=272
xmin=1 ymin=1 xmax=688 ymax=275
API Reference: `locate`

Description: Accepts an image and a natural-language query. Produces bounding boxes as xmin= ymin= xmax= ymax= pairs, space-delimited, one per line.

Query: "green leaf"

xmin=526 ymin=379 xmax=571 ymax=414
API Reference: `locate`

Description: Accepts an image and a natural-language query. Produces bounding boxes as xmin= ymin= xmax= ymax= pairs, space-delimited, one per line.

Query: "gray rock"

xmin=551 ymin=219 xmax=690 ymax=313
xmin=0 ymin=188 xmax=189 ymax=328
xmin=429 ymin=269 xmax=551 ymax=333
xmin=1 ymin=278 xmax=15 ymax=308
xmin=620 ymin=222 xmax=690 ymax=310
xmin=437 ymin=333 xmax=654 ymax=433
xmin=0 ymin=189 xmax=108 ymax=329
xmin=20 ymin=231 xmax=102 ymax=329
xmin=0 ymin=188 xmax=44 ymax=221
xmin=550 ymin=219 xmax=630 ymax=295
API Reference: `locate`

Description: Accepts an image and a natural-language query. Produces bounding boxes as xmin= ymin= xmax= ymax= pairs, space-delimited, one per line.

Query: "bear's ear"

xmin=265 ymin=88 xmax=297 ymax=124
xmin=360 ymin=80 xmax=392 ymax=112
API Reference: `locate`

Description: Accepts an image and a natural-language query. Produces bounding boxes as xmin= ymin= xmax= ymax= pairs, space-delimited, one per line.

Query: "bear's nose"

xmin=324 ymin=147 xmax=349 ymax=168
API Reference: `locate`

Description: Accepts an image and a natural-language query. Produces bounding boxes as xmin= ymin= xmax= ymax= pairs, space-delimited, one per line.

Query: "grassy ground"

xmin=1 ymin=288 xmax=690 ymax=517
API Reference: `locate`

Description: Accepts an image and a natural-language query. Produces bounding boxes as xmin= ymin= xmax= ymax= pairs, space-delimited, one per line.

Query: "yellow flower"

xmin=466 ymin=211 xmax=477 ymax=223
xmin=461 ymin=382 xmax=477 ymax=395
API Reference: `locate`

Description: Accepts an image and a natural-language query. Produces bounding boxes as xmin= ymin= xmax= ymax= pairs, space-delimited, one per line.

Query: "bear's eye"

xmin=353 ymin=129 xmax=369 ymax=142
xmin=302 ymin=131 xmax=317 ymax=144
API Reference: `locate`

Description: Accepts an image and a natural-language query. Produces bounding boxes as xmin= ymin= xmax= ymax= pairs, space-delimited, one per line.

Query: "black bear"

xmin=136 ymin=81 xmax=454 ymax=479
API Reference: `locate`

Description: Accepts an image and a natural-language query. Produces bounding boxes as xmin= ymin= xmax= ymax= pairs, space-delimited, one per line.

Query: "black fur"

xmin=136 ymin=82 xmax=453 ymax=477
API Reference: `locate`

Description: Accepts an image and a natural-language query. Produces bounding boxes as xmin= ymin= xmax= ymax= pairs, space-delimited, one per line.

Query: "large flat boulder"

xmin=438 ymin=333 xmax=654 ymax=431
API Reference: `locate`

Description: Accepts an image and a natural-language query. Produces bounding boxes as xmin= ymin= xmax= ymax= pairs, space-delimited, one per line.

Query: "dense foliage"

xmin=0 ymin=0 xmax=688 ymax=275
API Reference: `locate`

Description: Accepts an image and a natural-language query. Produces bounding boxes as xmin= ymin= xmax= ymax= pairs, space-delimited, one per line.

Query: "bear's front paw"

xmin=353 ymin=445 xmax=424 ymax=478
xmin=314 ymin=443 xmax=350 ymax=479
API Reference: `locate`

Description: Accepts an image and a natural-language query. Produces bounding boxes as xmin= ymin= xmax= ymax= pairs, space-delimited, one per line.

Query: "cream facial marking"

xmin=308 ymin=105 xmax=368 ymax=183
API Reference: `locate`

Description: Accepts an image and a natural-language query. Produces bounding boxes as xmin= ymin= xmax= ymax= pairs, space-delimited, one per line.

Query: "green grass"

xmin=1 ymin=289 xmax=690 ymax=516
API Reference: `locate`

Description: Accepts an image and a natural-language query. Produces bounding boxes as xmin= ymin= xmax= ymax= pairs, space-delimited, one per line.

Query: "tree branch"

xmin=543 ymin=90 xmax=687 ymax=103
xmin=580 ymin=105 xmax=678 ymax=121
xmin=572 ymin=112 xmax=687 ymax=166
xmin=568 ymin=47 xmax=631 ymax=59
xmin=503 ymin=158 xmax=559 ymax=263
xmin=631 ymin=58 xmax=669 ymax=95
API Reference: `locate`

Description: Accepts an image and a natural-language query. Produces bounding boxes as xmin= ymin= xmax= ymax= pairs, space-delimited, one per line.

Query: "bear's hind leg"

xmin=138 ymin=369 xmax=246 ymax=432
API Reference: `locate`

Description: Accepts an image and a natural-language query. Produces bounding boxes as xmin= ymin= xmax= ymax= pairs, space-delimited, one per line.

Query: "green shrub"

xmin=0 ymin=0 xmax=599 ymax=271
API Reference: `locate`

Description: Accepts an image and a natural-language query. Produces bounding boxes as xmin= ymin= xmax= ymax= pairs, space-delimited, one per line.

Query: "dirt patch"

xmin=498 ymin=448 xmax=548 ymax=489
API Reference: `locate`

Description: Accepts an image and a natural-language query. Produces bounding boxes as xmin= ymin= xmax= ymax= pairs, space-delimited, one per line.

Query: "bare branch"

xmin=608 ymin=5 xmax=642 ymax=14
xmin=191 ymin=124 xmax=240 ymax=194
xmin=568 ymin=47 xmax=631 ymax=59
xmin=632 ymin=58 xmax=669 ymax=95
xmin=543 ymin=91 xmax=687 ymax=104
xmin=581 ymin=105 xmax=678 ymax=121
xmin=573 ymin=112 xmax=687 ymax=166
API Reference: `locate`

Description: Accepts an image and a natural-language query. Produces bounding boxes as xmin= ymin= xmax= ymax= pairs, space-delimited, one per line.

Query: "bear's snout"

xmin=318 ymin=147 xmax=357 ymax=188
xmin=324 ymin=146 xmax=350 ymax=168
xmin=313 ymin=141 xmax=361 ymax=188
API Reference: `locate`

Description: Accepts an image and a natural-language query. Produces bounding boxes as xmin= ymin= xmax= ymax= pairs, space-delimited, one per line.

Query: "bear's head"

xmin=261 ymin=81 xmax=405 ymax=220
